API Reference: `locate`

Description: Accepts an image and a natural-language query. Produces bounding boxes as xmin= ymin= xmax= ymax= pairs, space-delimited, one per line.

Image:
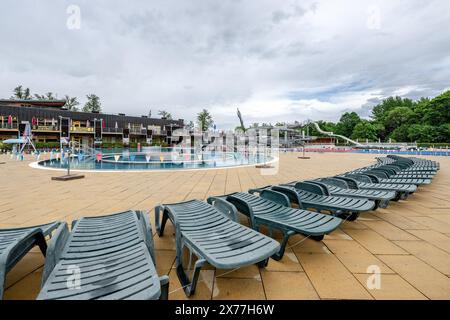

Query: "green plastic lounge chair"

xmin=374 ymin=165 xmax=435 ymax=177
xmin=350 ymin=169 xmax=431 ymax=185
xmin=38 ymin=211 xmax=169 ymax=300
xmin=352 ymin=165 xmax=434 ymax=180
xmin=0 ymin=221 xmax=60 ymax=300
xmin=248 ymin=182 xmax=375 ymax=221
xmin=336 ymin=174 xmax=416 ymax=199
xmin=155 ymin=199 xmax=280 ymax=297
xmin=207 ymin=190 xmax=342 ymax=260
xmin=308 ymin=178 xmax=396 ymax=208
xmin=387 ymin=155 xmax=439 ymax=170
xmin=362 ymin=163 xmax=436 ymax=178
xmin=377 ymin=158 xmax=438 ymax=173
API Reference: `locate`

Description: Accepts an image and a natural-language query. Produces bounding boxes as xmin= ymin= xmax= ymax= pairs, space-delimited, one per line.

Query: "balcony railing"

xmin=130 ymin=128 xmax=147 ymax=135
xmin=70 ymin=126 xmax=94 ymax=133
xmin=0 ymin=123 xmax=18 ymax=130
xmin=32 ymin=125 xmax=59 ymax=132
xmin=103 ymin=128 xmax=123 ymax=134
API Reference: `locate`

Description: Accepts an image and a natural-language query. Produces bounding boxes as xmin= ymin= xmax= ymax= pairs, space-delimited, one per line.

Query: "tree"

xmin=148 ymin=110 xmax=152 ymax=118
xmin=64 ymin=95 xmax=80 ymax=111
xmin=197 ymin=109 xmax=214 ymax=132
xmin=11 ymin=85 xmax=32 ymax=100
xmin=385 ymin=107 xmax=415 ymax=133
xmin=420 ymin=91 xmax=450 ymax=125
xmin=158 ymin=110 xmax=172 ymax=120
xmin=35 ymin=92 xmax=55 ymax=100
xmin=390 ymin=124 xmax=411 ymax=142
xmin=351 ymin=120 xmax=378 ymax=141
xmin=335 ymin=112 xmax=361 ymax=137
xmin=406 ymin=124 xmax=438 ymax=143
xmin=186 ymin=121 xmax=195 ymax=130
xmin=83 ymin=94 xmax=102 ymax=113
xmin=371 ymin=96 xmax=414 ymax=123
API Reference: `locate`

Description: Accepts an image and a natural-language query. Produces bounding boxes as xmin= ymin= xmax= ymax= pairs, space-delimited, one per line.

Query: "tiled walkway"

xmin=1 ymin=152 xmax=450 ymax=300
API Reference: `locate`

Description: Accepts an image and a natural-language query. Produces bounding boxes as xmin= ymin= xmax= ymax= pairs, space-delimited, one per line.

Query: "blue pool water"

xmin=37 ymin=148 xmax=274 ymax=171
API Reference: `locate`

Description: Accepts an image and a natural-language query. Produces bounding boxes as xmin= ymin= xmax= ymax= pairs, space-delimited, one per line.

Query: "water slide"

xmin=312 ymin=122 xmax=362 ymax=146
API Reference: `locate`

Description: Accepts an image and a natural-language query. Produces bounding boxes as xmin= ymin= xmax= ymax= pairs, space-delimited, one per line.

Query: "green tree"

xmin=420 ymin=91 xmax=450 ymax=125
xmin=11 ymin=85 xmax=32 ymax=100
xmin=197 ymin=109 xmax=214 ymax=132
xmin=407 ymin=124 xmax=438 ymax=143
xmin=335 ymin=112 xmax=361 ymax=137
xmin=371 ymin=96 xmax=414 ymax=123
xmin=64 ymin=95 xmax=79 ymax=111
xmin=158 ymin=110 xmax=172 ymax=120
xmin=35 ymin=92 xmax=55 ymax=100
xmin=83 ymin=94 xmax=102 ymax=113
xmin=390 ymin=124 xmax=410 ymax=142
xmin=351 ymin=120 xmax=378 ymax=141
xmin=385 ymin=106 xmax=415 ymax=134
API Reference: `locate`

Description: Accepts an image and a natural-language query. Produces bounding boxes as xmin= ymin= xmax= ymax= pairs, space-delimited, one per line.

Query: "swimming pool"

xmin=34 ymin=148 xmax=277 ymax=172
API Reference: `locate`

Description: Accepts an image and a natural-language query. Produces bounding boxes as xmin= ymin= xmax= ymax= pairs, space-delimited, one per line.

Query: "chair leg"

xmin=158 ymin=275 xmax=170 ymax=300
xmin=256 ymin=258 xmax=269 ymax=268
xmin=0 ymin=270 xmax=5 ymax=300
xmin=347 ymin=212 xmax=360 ymax=221
xmin=155 ymin=206 xmax=169 ymax=237
xmin=270 ymin=231 xmax=293 ymax=261
xmin=379 ymin=199 xmax=389 ymax=209
xmin=372 ymin=200 xmax=379 ymax=211
xmin=35 ymin=233 xmax=48 ymax=257
xmin=176 ymin=258 xmax=205 ymax=297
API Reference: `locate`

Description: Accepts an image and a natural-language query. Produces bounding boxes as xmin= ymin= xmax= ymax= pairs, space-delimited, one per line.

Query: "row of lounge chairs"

xmin=0 ymin=155 xmax=439 ymax=300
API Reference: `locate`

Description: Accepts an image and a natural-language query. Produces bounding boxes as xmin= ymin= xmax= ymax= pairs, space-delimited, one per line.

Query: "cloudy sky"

xmin=1 ymin=0 xmax=449 ymax=129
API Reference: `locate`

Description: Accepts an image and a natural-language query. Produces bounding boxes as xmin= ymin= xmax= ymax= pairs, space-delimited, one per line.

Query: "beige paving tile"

xmin=4 ymin=252 xmax=45 ymax=288
xmin=361 ymin=220 xmax=419 ymax=241
xmin=167 ymin=269 xmax=215 ymax=300
xmin=354 ymin=274 xmax=427 ymax=300
xmin=4 ymin=268 xmax=43 ymax=300
xmin=216 ymin=265 xmax=261 ymax=279
xmin=407 ymin=230 xmax=450 ymax=253
xmin=297 ymin=252 xmax=372 ymax=300
xmin=213 ymin=278 xmax=266 ymax=300
xmin=264 ymin=248 xmax=304 ymax=272
xmin=378 ymin=255 xmax=450 ymax=300
xmin=155 ymin=250 xmax=176 ymax=276
xmin=261 ymin=271 xmax=319 ymax=300
xmin=324 ymin=240 xmax=393 ymax=274
xmin=344 ymin=229 xmax=408 ymax=255
xmin=409 ymin=216 xmax=450 ymax=234
xmin=374 ymin=212 xmax=429 ymax=230
xmin=393 ymin=240 xmax=450 ymax=276
xmin=289 ymin=235 xmax=332 ymax=254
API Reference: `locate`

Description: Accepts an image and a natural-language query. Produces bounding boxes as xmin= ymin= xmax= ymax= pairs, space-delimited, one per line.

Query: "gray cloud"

xmin=0 ymin=0 xmax=449 ymax=129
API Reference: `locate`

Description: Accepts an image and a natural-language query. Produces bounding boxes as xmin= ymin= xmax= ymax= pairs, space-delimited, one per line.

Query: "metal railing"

xmin=32 ymin=125 xmax=59 ymax=131
xmin=130 ymin=128 xmax=147 ymax=135
xmin=103 ymin=128 xmax=124 ymax=134
xmin=0 ymin=123 xmax=18 ymax=130
xmin=70 ymin=126 xmax=94 ymax=133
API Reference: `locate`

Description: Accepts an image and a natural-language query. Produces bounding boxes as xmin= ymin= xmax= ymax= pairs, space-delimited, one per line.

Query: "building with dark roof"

xmin=0 ymin=99 xmax=184 ymax=146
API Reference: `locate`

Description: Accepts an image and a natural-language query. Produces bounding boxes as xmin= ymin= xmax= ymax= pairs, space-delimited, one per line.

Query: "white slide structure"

xmin=312 ymin=122 xmax=362 ymax=146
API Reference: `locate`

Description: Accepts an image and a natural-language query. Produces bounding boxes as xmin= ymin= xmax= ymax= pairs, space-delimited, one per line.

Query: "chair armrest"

xmin=211 ymin=198 xmax=239 ymax=223
xmin=260 ymin=189 xmax=290 ymax=207
xmin=41 ymin=223 xmax=70 ymax=287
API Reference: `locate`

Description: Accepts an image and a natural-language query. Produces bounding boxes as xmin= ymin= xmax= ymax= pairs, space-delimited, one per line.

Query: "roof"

xmin=0 ymin=99 xmax=66 ymax=108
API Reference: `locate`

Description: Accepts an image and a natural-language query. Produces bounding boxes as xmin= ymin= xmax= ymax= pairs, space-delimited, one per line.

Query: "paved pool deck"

xmin=1 ymin=152 xmax=450 ymax=300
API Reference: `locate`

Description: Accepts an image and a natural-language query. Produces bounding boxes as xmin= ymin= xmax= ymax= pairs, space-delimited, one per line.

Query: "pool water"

xmin=37 ymin=148 xmax=275 ymax=171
